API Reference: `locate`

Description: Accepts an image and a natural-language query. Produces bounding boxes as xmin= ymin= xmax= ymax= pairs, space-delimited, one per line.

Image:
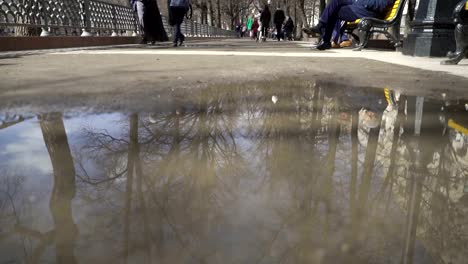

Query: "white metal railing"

xmin=0 ymin=0 xmax=236 ymax=37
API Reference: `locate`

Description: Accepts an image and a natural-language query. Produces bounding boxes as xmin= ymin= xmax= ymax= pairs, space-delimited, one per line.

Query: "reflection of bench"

xmin=441 ymin=0 xmax=468 ymax=65
xmin=345 ymin=0 xmax=407 ymax=51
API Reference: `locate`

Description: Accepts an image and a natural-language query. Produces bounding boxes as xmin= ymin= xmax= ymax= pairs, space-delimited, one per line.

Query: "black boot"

xmin=316 ymin=40 xmax=331 ymax=50
xmin=179 ymin=35 xmax=185 ymax=46
xmin=303 ymin=23 xmax=325 ymax=36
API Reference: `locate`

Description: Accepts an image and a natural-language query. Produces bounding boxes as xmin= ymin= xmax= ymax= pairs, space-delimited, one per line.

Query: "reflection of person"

xmin=170 ymin=0 xmax=190 ymax=47
xmin=303 ymin=0 xmax=395 ymax=50
xmin=273 ymin=7 xmax=285 ymax=41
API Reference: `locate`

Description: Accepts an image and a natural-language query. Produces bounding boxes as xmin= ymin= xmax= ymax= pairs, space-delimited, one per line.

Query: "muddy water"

xmin=0 ymin=82 xmax=467 ymax=264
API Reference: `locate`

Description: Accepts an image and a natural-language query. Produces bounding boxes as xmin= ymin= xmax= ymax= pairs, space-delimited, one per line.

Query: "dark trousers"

xmin=170 ymin=6 xmax=186 ymax=44
xmin=173 ymin=23 xmax=184 ymax=43
xmin=261 ymin=25 xmax=268 ymax=39
xmin=332 ymin=20 xmax=350 ymax=43
xmin=319 ymin=0 xmax=359 ymax=43
xmin=275 ymin=23 xmax=282 ymax=40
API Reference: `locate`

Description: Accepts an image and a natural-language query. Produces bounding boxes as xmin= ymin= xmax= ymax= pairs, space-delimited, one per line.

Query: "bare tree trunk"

xmin=207 ymin=0 xmax=214 ymax=26
xmin=216 ymin=0 xmax=222 ymax=28
xmin=296 ymin=0 xmax=308 ymax=38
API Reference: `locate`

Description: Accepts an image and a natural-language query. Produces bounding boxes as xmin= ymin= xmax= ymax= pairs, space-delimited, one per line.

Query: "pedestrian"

xmin=259 ymin=4 xmax=271 ymax=42
xmin=302 ymin=0 xmax=395 ymax=50
xmin=169 ymin=0 xmax=191 ymax=47
xmin=247 ymin=14 xmax=254 ymax=35
xmin=273 ymin=7 xmax=285 ymax=41
xmin=283 ymin=16 xmax=294 ymax=41
xmin=131 ymin=0 xmax=168 ymax=44
xmin=236 ymin=23 xmax=242 ymax=38
xmin=251 ymin=19 xmax=259 ymax=40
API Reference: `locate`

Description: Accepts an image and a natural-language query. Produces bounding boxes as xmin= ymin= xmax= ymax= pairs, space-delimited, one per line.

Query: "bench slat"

xmin=384 ymin=0 xmax=401 ymax=20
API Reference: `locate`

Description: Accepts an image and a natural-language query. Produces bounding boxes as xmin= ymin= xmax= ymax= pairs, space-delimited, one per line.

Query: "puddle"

xmin=0 ymin=83 xmax=467 ymax=264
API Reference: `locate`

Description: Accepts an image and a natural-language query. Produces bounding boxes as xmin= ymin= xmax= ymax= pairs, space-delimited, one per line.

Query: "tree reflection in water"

xmin=0 ymin=82 xmax=467 ymax=264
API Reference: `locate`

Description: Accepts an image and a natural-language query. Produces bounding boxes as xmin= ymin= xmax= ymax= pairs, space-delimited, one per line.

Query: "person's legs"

xmin=261 ymin=25 xmax=267 ymax=40
xmin=322 ymin=3 xmax=358 ymax=43
xmin=332 ymin=19 xmax=341 ymax=44
xmin=276 ymin=24 xmax=282 ymax=41
xmin=173 ymin=25 xmax=178 ymax=45
xmin=178 ymin=22 xmax=185 ymax=44
xmin=319 ymin=0 xmax=353 ymax=24
xmin=136 ymin=1 xmax=145 ymax=41
xmin=171 ymin=7 xmax=185 ymax=46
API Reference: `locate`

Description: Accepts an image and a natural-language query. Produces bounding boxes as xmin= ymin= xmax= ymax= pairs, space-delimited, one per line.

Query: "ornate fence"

xmin=0 ymin=0 xmax=235 ymax=37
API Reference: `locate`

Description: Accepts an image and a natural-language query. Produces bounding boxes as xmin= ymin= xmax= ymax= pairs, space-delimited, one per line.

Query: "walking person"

xmin=273 ymin=7 xmax=285 ymax=41
xmin=170 ymin=0 xmax=190 ymax=47
xmin=247 ymin=14 xmax=254 ymax=36
xmin=132 ymin=0 xmax=146 ymax=43
xmin=283 ymin=16 xmax=294 ymax=41
xmin=251 ymin=18 xmax=259 ymax=40
xmin=132 ymin=0 xmax=168 ymax=43
xmin=259 ymin=5 xmax=271 ymax=42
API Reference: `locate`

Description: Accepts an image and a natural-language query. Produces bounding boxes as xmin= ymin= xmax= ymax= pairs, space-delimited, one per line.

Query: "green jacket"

xmin=247 ymin=17 xmax=254 ymax=30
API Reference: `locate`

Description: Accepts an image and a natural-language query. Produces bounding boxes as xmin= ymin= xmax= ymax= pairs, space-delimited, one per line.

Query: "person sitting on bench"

xmin=303 ymin=0 xmax=395 ymax=50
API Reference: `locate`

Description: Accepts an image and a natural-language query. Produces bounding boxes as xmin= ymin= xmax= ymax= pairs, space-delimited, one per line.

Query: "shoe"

xmin=172 ymin=42 xmax=178 ymax=47
xmin=331 ymin=41 xmax=340 ymax=48
xmin=316 ymin=40 xmax=331 ymax=50
xmin=339 ymin=40 xmax=353 ymax=48
xmin=302 ymin=24 xmax=323 ymax=36
xmin=179 ymin=36 xmax=185 ymax=46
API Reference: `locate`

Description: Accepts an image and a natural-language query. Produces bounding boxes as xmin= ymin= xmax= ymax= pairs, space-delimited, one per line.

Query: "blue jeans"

xmin=319 ymin=0 xmax=359 ymax=43
xmin=332 ymin=20 xmax=349 ymax=44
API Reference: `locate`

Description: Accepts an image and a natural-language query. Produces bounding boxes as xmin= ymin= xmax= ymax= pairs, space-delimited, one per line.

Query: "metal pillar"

xmin=402 ymin=0 xmax=459 ymax=57
xmin=80 ymin=0 xmax=92 ymax=36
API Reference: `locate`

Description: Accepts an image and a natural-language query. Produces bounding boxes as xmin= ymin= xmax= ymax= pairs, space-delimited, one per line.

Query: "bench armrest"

xmin=358 ymin=16 xmax=397 ymax=26
xmin=453 ymin=0 xmax=467 ymax=23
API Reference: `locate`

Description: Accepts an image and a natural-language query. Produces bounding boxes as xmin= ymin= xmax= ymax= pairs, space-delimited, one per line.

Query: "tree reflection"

xmin=1 ymin=82 xmax=467 ymax=263
xmin=2 ymin=113 xmax=78 ymax=264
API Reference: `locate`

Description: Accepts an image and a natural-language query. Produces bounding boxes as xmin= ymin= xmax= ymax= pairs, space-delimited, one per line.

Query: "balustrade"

xmin=0 ymin=0 xmax=236 ymax=37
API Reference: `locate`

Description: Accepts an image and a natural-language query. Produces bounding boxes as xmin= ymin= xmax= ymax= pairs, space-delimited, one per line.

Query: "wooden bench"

xmin=345 ymin=0 xmax=407 ymax=51
xmin=441 ymin=0 xmax=468 ymax=65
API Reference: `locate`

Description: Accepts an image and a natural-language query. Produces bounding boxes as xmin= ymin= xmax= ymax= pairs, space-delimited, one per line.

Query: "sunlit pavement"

xmin=1 ymin=39 xmax=468 ymax=112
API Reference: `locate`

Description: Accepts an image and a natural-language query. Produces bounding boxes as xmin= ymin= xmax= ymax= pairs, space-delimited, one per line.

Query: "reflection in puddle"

xmin=0 ymin=83 xmax=467 ymax=264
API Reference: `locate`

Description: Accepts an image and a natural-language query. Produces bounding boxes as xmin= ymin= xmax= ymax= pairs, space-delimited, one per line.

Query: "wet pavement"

xmin=0 ymin=80 xmax=467 ymax=264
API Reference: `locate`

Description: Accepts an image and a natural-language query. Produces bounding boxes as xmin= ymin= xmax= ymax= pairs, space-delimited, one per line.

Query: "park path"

xmin=1 ymin=39 xmax=467 ymax=111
